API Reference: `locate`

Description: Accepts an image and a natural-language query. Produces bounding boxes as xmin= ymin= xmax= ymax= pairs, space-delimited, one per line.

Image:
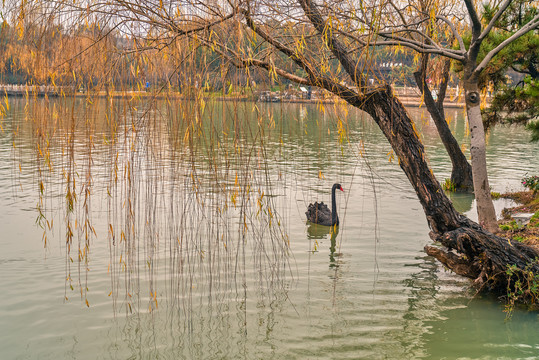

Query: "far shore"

xmin=2 ymin=85 xmax=468 ymax=109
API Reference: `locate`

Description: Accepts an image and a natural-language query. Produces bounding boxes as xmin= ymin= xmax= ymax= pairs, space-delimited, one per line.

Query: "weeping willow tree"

xmin=5 ymin=0 xmax=539 ymax=303
xmin=1 ymin=2 xmax=297 ymax=315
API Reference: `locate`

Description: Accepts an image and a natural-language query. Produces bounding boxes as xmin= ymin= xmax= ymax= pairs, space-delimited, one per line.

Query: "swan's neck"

xmin=331 ymin=186 xmax=339 ymax=226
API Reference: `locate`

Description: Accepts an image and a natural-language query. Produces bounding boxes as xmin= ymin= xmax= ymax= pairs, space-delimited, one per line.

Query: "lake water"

xmin=0 ymin=97 xmax=538 ymax=359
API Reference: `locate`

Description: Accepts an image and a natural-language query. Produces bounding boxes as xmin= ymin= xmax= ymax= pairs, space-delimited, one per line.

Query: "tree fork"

xmin=237 ymin=0 xmax=539 ymax=298
xmin=359 ymin=85 xmax=539 ymax=293
xmin=413 ymin=57 xmax=473 ymax=191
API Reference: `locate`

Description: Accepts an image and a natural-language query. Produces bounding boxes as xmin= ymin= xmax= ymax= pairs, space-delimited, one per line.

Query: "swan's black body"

xmin=305 ymin=183 xmax=344 ymax=226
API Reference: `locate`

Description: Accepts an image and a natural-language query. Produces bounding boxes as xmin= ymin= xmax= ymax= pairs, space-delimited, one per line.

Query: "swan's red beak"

xmin=340 ymin=187 xmax=344 ymax=192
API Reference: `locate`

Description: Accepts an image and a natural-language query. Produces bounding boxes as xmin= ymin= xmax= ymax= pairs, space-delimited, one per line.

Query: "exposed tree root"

xmin=362 ymin=86 xmax=539 ymax=298
xmin=426 ymin=217 xmax=539 ymax=294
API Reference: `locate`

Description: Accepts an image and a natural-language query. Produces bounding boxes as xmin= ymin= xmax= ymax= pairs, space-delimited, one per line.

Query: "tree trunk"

xmin=357 ymin=85 xmax=539 ymax=293
xmin=462 ymin=79 xmax=498 ymax=233
xmin=413 ymin=67 xmax=474 ymax=191
xmin=360 ymin=86 xmax=462 ymax=233
xmin=241 ymin=0 xmax=538 ymax=299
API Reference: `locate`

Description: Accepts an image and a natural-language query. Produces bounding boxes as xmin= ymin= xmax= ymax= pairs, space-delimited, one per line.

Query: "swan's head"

xmin=334 ymin=183 xmax=344 ymax=192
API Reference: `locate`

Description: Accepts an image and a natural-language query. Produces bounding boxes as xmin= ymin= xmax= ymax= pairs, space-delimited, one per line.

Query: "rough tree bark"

xmin=413 ymin=55 xmax=474 ymax=191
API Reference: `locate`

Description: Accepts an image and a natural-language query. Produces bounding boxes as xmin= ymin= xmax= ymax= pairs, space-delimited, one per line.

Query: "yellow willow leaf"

xmin=318 ymin=170 xmax=325 ymax=179
xmin=200 ymin=98 xmax=205 ymax=114
xmin=17 ymin=21 xmax=24 ymax=39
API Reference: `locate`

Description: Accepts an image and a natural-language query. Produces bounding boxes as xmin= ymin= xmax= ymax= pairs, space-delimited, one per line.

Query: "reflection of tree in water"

xmin=394 ymin=256 xmax=442 ymax=358
xmin=114 ymin=278 xmax=291 ymax=358
xmin=420 ymin=295 xmax=539 ymax=359
xmin=385 ymin=254 xmax=534 ymax=359
xmin=446 ymin=191 xmax=474 ymax=214
xmin=399 ymin=257 xmax=539 ymax=359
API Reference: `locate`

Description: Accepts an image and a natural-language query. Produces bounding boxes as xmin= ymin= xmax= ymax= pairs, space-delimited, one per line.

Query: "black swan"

xmin=305 ymin=183 xmax=344 ymax=226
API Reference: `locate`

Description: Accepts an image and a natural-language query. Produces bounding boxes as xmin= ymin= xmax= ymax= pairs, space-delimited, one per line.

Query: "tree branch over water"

xmin=7 ymin=0 xmax=539 ymax=306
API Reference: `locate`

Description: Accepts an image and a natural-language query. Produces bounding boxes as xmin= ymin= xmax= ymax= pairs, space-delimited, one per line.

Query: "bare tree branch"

xmin=369 ymin=39 xmax=466 ymax=61
xmin=436 ymin=15 xmax=466 ymax=51
xmin=464 ymin=0 xmax=482 ymax=39
xmin=298 ymin=0 xmax=366 ymax=88
xmin=205 ymin=37 xmax=312 ymax=85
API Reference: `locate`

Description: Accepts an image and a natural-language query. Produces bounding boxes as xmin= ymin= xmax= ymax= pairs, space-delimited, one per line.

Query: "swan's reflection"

xmin=307 ymin=224 xmax=342 ymax=268
xmin=328 ymin=228 xmax=340 ymax=267
xmin=306 ymin=223 xmax=332 ymax=239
